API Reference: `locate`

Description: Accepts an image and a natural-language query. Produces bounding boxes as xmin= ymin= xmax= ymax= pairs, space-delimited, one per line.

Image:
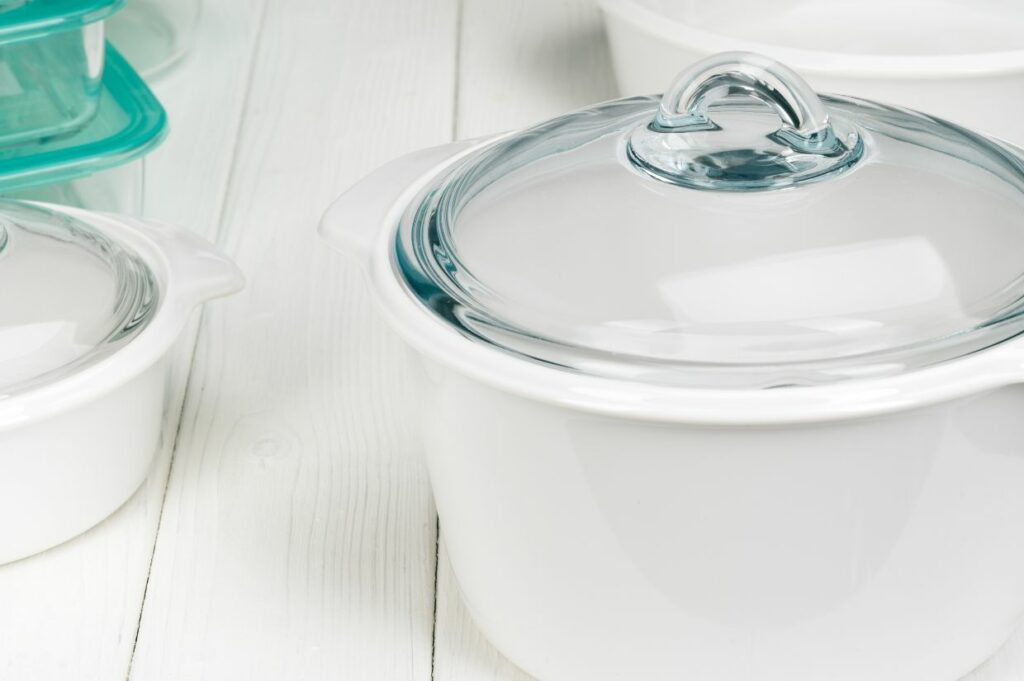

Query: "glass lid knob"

xmin=627 ymin=52 xmax=864 ymax=191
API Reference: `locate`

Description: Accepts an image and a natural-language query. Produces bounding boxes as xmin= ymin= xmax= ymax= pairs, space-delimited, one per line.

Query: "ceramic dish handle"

xmin=319 ymin=139 xmax=489 ymax=264
xmin=114 ymin=214 xmax=244 ymax=313
xmin=627 ymin=51 xmax=863 ymax=190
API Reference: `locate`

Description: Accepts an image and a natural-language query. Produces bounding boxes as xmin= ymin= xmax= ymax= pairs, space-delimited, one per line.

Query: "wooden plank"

xmin=432 ymin=1 xmax=616 ymax=679
xmin=455 ymin=0 xmax=617 ymax=139
xmin=127 ymin=0 xmax=457 ymax=679
xmin=141 ymin=0 xmax=268 ymax=239
xmin=0 ymin=2 xmax=264 ymax=680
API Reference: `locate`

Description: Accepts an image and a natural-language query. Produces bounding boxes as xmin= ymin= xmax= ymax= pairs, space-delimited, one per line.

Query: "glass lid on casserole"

xmin=0 ymin=201 xmax=156 ymax=397
xmin=395 ymin=53 xmax=1024 ymax=388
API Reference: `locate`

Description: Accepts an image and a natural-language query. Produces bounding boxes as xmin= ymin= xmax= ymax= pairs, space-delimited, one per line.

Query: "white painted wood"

xmin=128 ymin=1 xmax=457 ymax=679
xmin=455 ymin=0 xmax=617 ymax=139
xmin=0 ymin=2 xmax=264 ymax=680
xmin=141 ymin=0 xmax=268 ymax=240
xmin=431 ymin=2 xmax=615 ymax=680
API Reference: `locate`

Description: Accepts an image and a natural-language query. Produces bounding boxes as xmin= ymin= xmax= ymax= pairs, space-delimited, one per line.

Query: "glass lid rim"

xmin=390 ymin=80 xmax=1024 ymax=388
xmin=393 ymin=234 xmax=1024 ymax=388
xmin=0 ymin=201 xmax=160 ymax=399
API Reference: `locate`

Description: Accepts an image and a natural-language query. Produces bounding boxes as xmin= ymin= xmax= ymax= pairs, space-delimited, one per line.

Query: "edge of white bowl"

xmin=598 ymin=0 xmax=1024 ymax=80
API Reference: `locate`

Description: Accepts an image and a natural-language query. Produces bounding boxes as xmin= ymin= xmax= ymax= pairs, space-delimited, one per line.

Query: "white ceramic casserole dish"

xmin=0 ymin=201 xmax=241 ymax=564
xmin=598 ymin=0 xmax=1024 ymax=144
xmin=322 ymin=53 xmax=1024 ymax=681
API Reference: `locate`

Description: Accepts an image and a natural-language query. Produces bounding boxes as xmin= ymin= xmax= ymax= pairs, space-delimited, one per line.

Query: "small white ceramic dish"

xmin=322 ymin=53 xmax=1024 ymax=681
xmin=0 ymin=0 xmax=122 ymax=147
xmin=0 ymin=201 xmax=242 ymax=563
xmin=598 ymin=0 xmax=1024 ymax=144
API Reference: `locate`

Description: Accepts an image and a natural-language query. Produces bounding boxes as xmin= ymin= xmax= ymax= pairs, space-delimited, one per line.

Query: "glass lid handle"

xmin=627 ymin=51 xmax=863 ymax=191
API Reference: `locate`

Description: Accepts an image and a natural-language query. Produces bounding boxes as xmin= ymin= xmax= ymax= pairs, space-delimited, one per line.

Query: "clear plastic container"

xmin=0 ymin=201 xmax=243 ymax=564
xmin=0 ymin=0 xmax=124 ymax=147
xmin=0 ymin=43 xmax=166 ymax=213
xmin=107 ymin=0 xmax=200 ymax=78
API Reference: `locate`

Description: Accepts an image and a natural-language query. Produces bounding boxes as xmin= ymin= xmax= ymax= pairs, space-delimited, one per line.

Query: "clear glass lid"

xmin=0 ymin=201 xmax=156 ymax=397
xmin=396 ymin=53 xmax=1024 ymax=388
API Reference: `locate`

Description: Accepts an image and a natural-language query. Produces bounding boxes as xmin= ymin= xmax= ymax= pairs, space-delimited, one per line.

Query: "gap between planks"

xmin=125 ymin=0 xmax=272 ymax=678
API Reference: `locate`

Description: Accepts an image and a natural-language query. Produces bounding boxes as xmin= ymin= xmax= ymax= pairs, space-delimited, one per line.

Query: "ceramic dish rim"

xmin=0 ymin=202 xmax=242 ymax=431
xmin=598 ymin=0 xmax=1024 ymax=80
xmin=356 ymin=138 xmax=1024 ymax=426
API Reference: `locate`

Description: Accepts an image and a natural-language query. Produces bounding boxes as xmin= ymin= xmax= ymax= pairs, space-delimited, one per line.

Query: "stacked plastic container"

xmin=0 ymin=0 xmax=167 ymax=212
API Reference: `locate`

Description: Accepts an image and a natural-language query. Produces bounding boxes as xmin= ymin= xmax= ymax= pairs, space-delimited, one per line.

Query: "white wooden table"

xmin=3 ymin=1 xmax=1024 ymax=679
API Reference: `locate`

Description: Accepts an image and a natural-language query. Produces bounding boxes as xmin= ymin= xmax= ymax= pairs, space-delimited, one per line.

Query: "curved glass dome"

xmin=395 ymin=53 xmax=1024 ymax=388
xmin=0 ymin=202 xmax=156 ymax=398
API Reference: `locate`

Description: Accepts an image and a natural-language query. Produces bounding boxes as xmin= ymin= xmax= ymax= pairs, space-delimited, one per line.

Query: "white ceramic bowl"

xmin=321 ymin=55 xmax=1024 ymax=679
xmin=598 ymin=0 xmax=1024 ymax=143
xmin=0 ymin=202 xmax=242 ymax=563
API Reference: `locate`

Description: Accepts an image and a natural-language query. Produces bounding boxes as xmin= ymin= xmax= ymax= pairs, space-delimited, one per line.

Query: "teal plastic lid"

xmin=0 ymin=43 xmax=166 ymax=193
xmin=0 ymin=0 xmax=123 ymax=43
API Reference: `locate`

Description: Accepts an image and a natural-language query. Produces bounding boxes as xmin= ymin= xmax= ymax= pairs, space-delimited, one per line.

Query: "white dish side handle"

xmin=110 ymin=214 xmax=245 ymax=313
xmin=318 ymin=138 xmax=492 ymax=264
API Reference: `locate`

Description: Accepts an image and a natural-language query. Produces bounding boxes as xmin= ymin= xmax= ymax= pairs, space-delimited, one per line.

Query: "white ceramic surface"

xmin=0 ymin=204 xmax=242 ymax=564
xmin=598 ymin=0 xmax=1024 ymax=144
xmin=424 ymin=368 xmax=1024 ymax=681
xmin=321 ymin=135 xmax=1024 ymax=681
